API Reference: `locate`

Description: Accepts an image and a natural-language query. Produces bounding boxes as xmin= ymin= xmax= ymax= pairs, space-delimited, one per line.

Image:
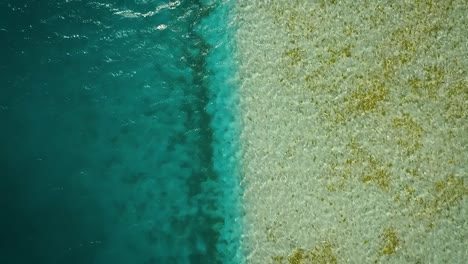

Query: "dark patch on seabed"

xmin=0 ymin=0 xmax=232 ymax=263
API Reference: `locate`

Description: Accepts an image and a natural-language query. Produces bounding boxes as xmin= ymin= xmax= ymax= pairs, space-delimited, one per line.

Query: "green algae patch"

xmin=346 ymin=81 xmax=389 ymax=114
xmin=289 ymin=248 xmax=307 ymax=264
xmin=379 ymin=227 xmax=400 ymax=256
xmin=407 ymin=65 xmax=447 ymax=100
xmin=326 ymin=139 xmax=394 ymax=192
xmin=445 ymin=79 xmax=468 ymax=121
xmin=309 ymin=241 xmax=338 ymax=264
xmin=271 ymin=241 xmax=338 ymax=264
xmin=361 ymin=166 xmax=392 ymax=192
xmin=394 ymin=173 xmax=467 ymax=229
xmin=272 ymin=255 xmax=286 ymax=263
xmin=375 ymin=227 xmax=401 ymax=263
xmin=284 ymin=47 xmax=306 ymax=66
xmin=390 ymin=113 xmax=424 ymax=155
xmin=424 ymin=175 xmax=467 ymax=218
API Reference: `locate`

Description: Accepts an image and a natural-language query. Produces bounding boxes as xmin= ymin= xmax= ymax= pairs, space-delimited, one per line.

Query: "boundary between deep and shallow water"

xmin=196 ymin=0 xmax=245 ymax=263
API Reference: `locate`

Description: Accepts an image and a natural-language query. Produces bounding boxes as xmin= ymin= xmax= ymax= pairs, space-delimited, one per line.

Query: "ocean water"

xmin=0 ymin=0 xmax=242 ymax=263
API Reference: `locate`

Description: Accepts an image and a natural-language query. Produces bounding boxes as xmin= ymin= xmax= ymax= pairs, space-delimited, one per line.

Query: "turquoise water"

xmin=0 ymin=0 xmax=242 ymax=263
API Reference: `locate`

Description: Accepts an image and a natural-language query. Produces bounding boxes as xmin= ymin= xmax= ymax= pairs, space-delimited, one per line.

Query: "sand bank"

xmin=236 ymin=1 xmax=467 ymax=263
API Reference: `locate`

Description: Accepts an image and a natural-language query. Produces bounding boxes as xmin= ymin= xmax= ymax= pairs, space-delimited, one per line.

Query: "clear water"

xmin=0 ymin=0 xmax=242 ymax=263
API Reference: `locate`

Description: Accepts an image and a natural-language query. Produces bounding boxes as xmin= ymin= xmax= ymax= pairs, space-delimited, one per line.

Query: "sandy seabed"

xmin=235 ymin=1 xmax=468 ymax=263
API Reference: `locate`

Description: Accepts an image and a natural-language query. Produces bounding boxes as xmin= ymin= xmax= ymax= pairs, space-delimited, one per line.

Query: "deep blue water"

xmin=0 ymin=0 xmax=242 ymax=263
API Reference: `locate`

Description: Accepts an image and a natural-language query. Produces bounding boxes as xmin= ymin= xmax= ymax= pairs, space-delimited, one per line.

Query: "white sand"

xmin=235 ymin=1 xmax=467 ymax=263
